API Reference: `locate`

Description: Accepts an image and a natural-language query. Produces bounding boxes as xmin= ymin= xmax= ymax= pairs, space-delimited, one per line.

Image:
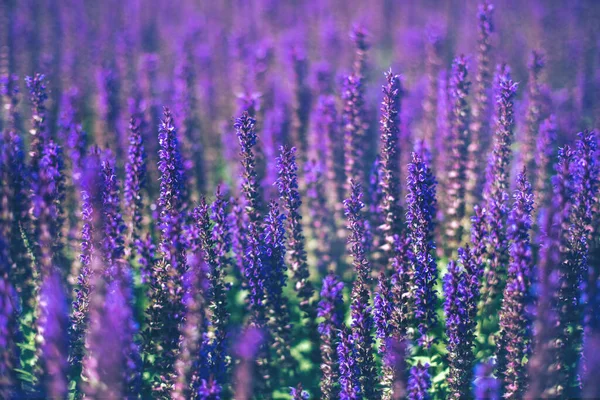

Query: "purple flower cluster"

xmin=406 ymin=151 xmax=438 ymax=347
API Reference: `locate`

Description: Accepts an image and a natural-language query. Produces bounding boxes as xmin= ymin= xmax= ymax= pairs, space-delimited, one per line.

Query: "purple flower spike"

xmin=235 ymin=111 xmax=262 ymax=225
xmin=289 ymin=45 xmax=312 ymax=162
xmin=522 ymin=51 xmax=545 ymax=181
xmin=556 ymin=143 xmax=595 ymax=398
xmin=261 ymin=201 xmax=294 ymax=373
xmin=194 ymin=194 xmax=231 ymax=383
xmin=1 ymin=82 xmax=33 ymax=310
xmin=468 ymin=2 xmax=495 ymax=203
xmin=479 ymin=69 xmax=518 ymax=354
xmin=350 ymin=25 xmax=369 ymax=79
xmin=100 ymin=151 xmax=126 ymax=280
xmin=444 ymin=248 xmax=479 ymax=399
xmin=174 ymin=44 xmax=206 ymax=197
xmin=25 ymin=73 xmax=48 ymax=172
xmin=342 ymin=73 xmax=366 ymax=196
xmin=31 ymin=139 xmax=65 ymax=280
xmin=124 ymin=116 xmax=147 ymax=259
xmin=276 ymin=146 xmax=315 ymax=307
xmin=315 ymin=95 xmax=344 ymax=211
xmin=158 ymin=107 xmax=187 ymax=215
xmin=172 ymin=253 xmax=205 ymax=400
xmin=496 ymin=170 xmax=534 ymax=398
xmin=38 ymin=272 xmax=69 ymax=400
xmin=145 ymin=109 xmax=189 ymax=395
xmin=534 ymin=115 xmax=557 ymax=210
xmin=374 ymin=273 xmax=400 ymax=398
xmin=527 ymin=147 xmax=575 ymax=398
xmin=378 ymin=70 xmax=404 ymax=267
xmin=344 ymin=179 xmax=377 ymax=398
xmin=304 ymin=159 xmax=335 ymax=276
xmin=318 ymin=274 xmax=345 ymax=399
xmin=229 ymin=196 xmax=247 ymax=277
xmin=96 ymin=66 xmax=124 ymax=160
xmin=407 ymin=363 xmax=431 ymax=400
xmin=445 ymin=55 xmax=470 ymax=255
xmin=337 ymin=328 xmax=362 ymax=400
xmin=406 ymin=151 xmax=438 ymax=347
xmin=69 ymin=148 xmax=103 ymax=388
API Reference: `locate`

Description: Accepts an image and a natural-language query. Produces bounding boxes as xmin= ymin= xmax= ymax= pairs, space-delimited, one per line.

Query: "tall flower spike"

xmin=290 ymin=45 xmax=312 ymax=163
xmin=174 ymin=41 xmax=206 ymax=197
xmin=318 ymin=274 xmax=345 ymax=400
xmin=470 ymin=205 xmax=488 ymax=270
xmin=145 ymin=109 xmax=188 ymax=395
xmin=69 ymin=148 xmax=102 ymax=389
xmin=194 ymin=195 xmax=231 ymax=383
xmin=229 ymin=196 xmax=247 ymax=279
xmin=172 ymin=253 xmax=205 ymax=400
xmin=551 ymin=132 xmax=599 ymax=397
xmin=337 ymin=328 xmax=362 ymax=400
xmin=350 ymin=25 xmax=369 ymax=79
xmin=276 ymin=145 xmax=314 ymax=302
xmin=100 ymin=151 xmax=126 ymax=280
xmin=342 ymin=73 xmax=366 ymax=196
xmin=552 ymin=146 xmax=583 ymax=397
xmin=445 ymin=56 xmax=471 ymax=255
xmin=124 ymin=116 xmax=147 ymax=261
xmin=158 ymin=107 xmax=187 ymax=215
xmin=374 ymin=274 xmax=399 ymax=399
xmin=31 ymin=139 xmax=65 ymax=280
xmin=422 ymin=30 xmax=443 ymax=157
xmin=407 ymin=363 xmax=431 ymax=400
xmin=533 ymin=115 xmax=557 ymax=211
xmin=235 ymin=111 xmax=265 ymax=322
xmin=315 ymin=95 xmax=344 ymax=214
xmin=526 ymin=152 xmax=569 ymax=398
xmin=406 ymin=151 xmax=438 ymax=347
xmin=25 ymin=73 xmax=48 ymax=173
xmin=467 ymin=2 xmax=495 ymax=204
xmin=0 ymin=88 xmax=33 ymax=311
xmin=304 ymin=159 xmax=334 ymax=276
xmin=261 ymin=201 xmax=294 ymax=378
xmin=100 ymin=151 xmax=141 ymax=395
xmin=582 ymin=130 xmax=599 ymax=345
xmin=444 ymin=248 xmax=479 ymax=399
xmin=522 ymin=51 xmax=545 ymax=182
xmin=235 ymin=111 xmax=262 ymax=225
xmin=58 ymin=89 xmax=88 ymax=274
xmin=276 ymin=146 xmax=319 ymax=361
xmin=344 ymin=180 xmax=377 ymax=397
xmin=38 ymin=272 xmax=69 ymax=400
xmin=378 ymin=70 xmax=403 ymax=267
xmin=96 ymin=66 xmax=124 ymax=160
xmin=478 ymin=70 xmax=518 ymax=355
xmin=496 ymin=170 xmax=534 ymax=398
